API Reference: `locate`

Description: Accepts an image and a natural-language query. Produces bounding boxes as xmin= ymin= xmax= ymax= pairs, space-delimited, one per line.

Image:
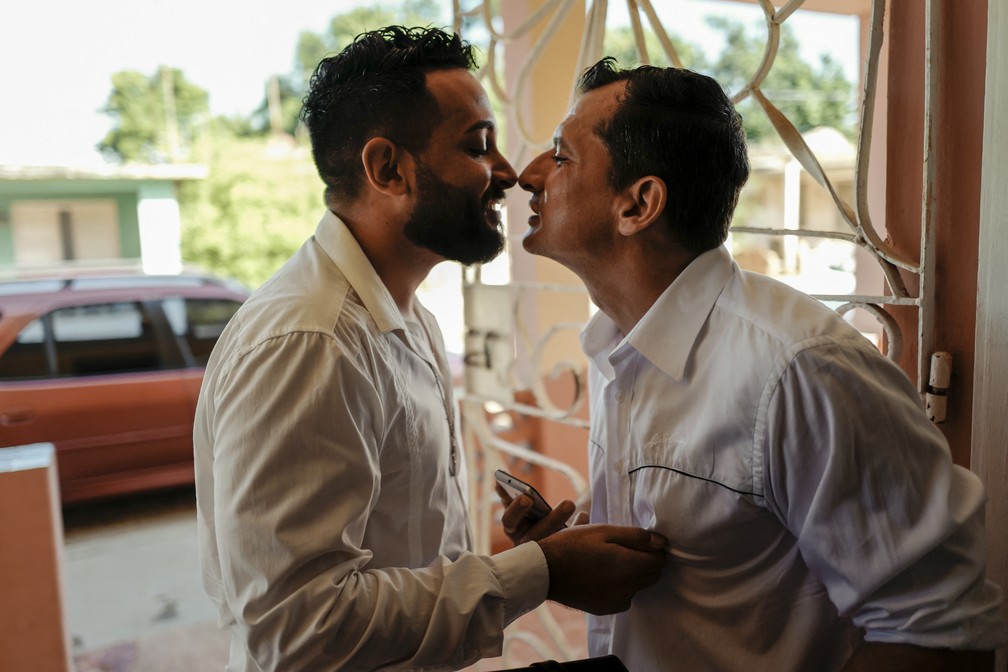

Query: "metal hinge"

xmin=925 ymin=351 xmax=952 ymax=423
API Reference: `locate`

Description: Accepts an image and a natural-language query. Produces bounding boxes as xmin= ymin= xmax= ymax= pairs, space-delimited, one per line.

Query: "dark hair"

xmin=577 ymin=57 xmax=750 ymax=253
xmin=300 ymin=26 xmax=477 ymax=203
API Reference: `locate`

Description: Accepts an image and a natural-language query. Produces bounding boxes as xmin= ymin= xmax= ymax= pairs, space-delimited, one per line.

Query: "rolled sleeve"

xmin=491 ymin=542 xmax=550 ymax=625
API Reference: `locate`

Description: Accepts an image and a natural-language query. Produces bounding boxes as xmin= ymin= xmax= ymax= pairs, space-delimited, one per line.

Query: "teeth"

xmin=488 ymin=201 xmax=502 ymax=212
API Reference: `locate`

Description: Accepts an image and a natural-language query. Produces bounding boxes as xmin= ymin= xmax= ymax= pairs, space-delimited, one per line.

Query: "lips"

xmin=527 ymin=198 xmax=542 ymax=228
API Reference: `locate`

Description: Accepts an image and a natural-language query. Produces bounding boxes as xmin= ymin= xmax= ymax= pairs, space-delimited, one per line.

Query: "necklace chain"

xmin=409 ymin=316 xmax=458 ymax=477
xmin=423 ymin=358 xmax=457 ymax=476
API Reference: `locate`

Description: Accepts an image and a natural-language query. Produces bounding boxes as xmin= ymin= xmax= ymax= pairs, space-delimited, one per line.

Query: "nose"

xmin=493 ymin=151 xmax=518 ymax=190
xmin=518 ymin=151 xmax=550 ymax=193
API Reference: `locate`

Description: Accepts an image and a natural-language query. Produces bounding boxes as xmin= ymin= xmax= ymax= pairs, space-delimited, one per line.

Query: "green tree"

xmin=98 ymin=66 xmax=209 ymax=162
xmin=245 ymin=0 xmax=446 ymax=136
xmin=602 ymin=24 xmax=708 ymax=71
xmin=294 ymin=0 xmax=444 ymax=88
xmin=704 ymin=16 xmax=854 ymax=142
xmin=178 ymin=129 xmax=322 ymax=288
xmin=179 ymin=1 xmax=451 ymax=285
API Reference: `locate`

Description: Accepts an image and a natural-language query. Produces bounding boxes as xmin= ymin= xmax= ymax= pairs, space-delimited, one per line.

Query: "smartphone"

xmin=494 ymin=469 xmax=553 ymax=521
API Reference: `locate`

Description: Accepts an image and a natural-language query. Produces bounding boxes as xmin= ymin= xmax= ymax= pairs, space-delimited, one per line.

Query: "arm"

xmin=208 ymin=332 xmax=546 ymax=671
xmin=762 ymin=339 xmax=1005 ymax=657
xmin=495 ymin=485 xmax=668 ymax=615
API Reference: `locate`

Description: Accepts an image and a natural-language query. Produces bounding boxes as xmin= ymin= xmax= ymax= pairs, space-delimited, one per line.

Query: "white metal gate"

xmin=453 ymin=1 xmax=941 ymax=664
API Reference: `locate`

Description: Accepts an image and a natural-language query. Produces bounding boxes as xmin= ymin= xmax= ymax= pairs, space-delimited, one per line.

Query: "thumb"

xmin=572 ymin=511 xmax=590 ymax=526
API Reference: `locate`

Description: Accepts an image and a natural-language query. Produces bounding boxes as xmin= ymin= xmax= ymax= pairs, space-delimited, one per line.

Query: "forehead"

xmin=557 ymin=81 xmax=625 ymax=144
xmin=424 ymin=68 xmax=494 ymax=134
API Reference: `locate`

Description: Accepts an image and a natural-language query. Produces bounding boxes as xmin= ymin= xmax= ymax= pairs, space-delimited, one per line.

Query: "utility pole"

xmin=267 ymin=74 xmax=284 ymax=135
xmin=160 ymin=64 xmax=181 ymax=161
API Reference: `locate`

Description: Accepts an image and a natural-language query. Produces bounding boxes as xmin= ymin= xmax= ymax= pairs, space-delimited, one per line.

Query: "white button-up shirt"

xmin=582 ymin=245 xmax=1006 ymax=671
xmin=194 ymin=211 xmax=548 ymax=671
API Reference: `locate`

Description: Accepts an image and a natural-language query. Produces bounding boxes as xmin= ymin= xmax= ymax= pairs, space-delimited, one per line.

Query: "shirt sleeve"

xmin=760 ymin=337 xmax=1006 ymax=650
xmin=207 ymin=331 xmax=549 ymax=671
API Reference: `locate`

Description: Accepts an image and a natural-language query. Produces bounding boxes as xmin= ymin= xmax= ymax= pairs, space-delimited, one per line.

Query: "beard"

xmin=403 ymin=164 xmax=506 ymax=265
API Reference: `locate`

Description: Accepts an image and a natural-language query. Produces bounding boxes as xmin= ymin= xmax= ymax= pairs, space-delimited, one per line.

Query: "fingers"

xmin=572 ymin=511 xmax=589 ymax=526
xmin=494 ymin=483 xmax=514 ymax=506
xmin=522 ymin=500 xmax=574 ymax=539
xmin=597 ymin=524 xmax=668 ymax=552
xmin=538 ymin=524 xmax=670 ymax=615
xmin=499 ymin=493 xmax=533 ymax=536
xmin=499 ymin=490 xmax=576 ymax=545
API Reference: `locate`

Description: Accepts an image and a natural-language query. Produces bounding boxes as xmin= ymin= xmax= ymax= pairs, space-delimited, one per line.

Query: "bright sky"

xmin=0 ymin=1 xmax=858 ymax=166
xmin=0 ymin=0 xmax=390 ymax=165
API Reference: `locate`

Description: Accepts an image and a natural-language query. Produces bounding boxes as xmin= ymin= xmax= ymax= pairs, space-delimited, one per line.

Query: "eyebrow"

xmin=465 ymin=120 xmax=495 ymax=134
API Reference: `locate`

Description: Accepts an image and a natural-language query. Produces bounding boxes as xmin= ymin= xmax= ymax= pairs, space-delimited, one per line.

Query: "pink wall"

xmin=0 ymin=446 xmax=73 ymax=672
xmin=886 ymin=1 xmax=988 ymax=467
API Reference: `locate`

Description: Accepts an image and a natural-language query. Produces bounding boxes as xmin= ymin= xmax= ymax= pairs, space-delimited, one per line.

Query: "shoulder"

xmin=209 ymin=240 xmax=386 ymax=377
xmin=718 ymin=269 xmax=860 ymax=349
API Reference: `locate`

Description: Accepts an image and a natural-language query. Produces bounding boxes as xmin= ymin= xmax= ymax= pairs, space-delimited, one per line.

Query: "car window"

xmin=163 ymin=297 xmax=241 ymax=366
xmin=52 ymin=302 xmax=169 ymax=376
xmin=0 ymin=318 xmax=51 ymax=379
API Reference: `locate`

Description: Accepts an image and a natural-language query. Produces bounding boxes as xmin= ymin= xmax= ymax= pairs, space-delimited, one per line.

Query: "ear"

xmin=616 ymin=176 xmax=667 ymax=237
xmin=360 ymin=137 xmax=414 ymax=197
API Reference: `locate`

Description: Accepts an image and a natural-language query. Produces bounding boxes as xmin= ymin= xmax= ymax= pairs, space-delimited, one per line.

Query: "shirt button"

xmin=615 ymin=390 xmax=624 ymax=402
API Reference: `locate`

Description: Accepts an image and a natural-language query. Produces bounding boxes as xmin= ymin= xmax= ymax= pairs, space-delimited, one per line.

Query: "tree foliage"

xmin=98 ymin=67 xmax=208 ymax=162
xmin=598 ymin=17 xmax=854 ymax=144
xmin=602 ymin=24 xmax=708 ymax=71
xmin=703 ymin=17 xmax=854 ymax=142
xmin=178 ymin=131 xmax=322 ymax=288
xmin=243 ymin=0 xmax=445 ymax=136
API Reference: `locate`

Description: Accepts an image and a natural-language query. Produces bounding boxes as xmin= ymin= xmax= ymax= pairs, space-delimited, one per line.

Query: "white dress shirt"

xmin=582 ymin=245 xmax=1006 ymax=671
xmin=194 ymin=210 xmax=548 ymax=671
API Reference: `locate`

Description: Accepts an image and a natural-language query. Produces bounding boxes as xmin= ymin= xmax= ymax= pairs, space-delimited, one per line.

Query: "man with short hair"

xmin=508 ymin=57 xmax=1007 ymax=671
xmin=194 ymin=31 xmax=667 ymax=671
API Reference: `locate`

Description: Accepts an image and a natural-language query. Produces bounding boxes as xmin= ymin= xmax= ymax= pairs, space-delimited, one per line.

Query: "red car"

xmin=0 ymin=270 xmax=247 ymax=504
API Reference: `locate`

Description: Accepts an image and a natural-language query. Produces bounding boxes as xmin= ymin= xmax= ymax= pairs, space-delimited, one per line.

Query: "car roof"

xmin=0 ymin=268 xmax=250 ymax=326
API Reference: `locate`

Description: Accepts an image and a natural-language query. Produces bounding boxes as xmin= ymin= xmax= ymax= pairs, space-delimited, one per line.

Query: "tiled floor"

xmin=62 ymin=488 xmax=586 ymax=671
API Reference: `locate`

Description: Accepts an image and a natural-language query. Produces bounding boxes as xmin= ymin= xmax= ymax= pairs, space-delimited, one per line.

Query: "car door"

xmin=0 ymin=300 xmax=193 ymax=502
xmin=159 ymin=295 xmax=244 ymax=413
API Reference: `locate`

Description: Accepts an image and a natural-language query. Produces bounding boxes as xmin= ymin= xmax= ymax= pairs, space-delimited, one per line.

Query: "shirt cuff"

xmin=490 ymin=541 xmax=550 ymax=626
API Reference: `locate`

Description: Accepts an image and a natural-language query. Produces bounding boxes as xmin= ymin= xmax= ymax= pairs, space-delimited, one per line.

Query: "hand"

xmin=537 ymin=524 xmax=668 ymax=615
xmin=495 ymin=483 xmax=576 ymax=545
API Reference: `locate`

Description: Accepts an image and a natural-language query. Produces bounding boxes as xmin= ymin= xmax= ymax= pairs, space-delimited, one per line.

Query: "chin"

xmin=521 ymin=229 xmax=544 ymax=256
xmin=524 ymin=229 xmax=540 ymax=253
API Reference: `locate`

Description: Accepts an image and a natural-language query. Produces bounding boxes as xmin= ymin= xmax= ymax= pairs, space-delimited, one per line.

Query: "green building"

xmin=0 ymin=163 xmax=206 ymax=275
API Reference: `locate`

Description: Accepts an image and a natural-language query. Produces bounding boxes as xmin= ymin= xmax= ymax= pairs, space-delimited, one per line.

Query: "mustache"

xmin=483 ymin=187 xmax=507 ymax=204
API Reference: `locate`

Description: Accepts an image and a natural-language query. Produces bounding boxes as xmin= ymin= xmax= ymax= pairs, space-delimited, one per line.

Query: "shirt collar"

xmin=581 ymin=245 xmax=736 ymax=382
xmin=313 ymin=209 xmax=406 ymax=334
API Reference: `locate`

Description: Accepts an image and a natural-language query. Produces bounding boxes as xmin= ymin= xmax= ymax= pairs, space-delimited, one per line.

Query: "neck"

xmin=583 ymin=246 xmax=699 ymax=336
xmin=371 ymin=237 xmax=440 ymax=315
xmin=330 ymin=204 xmax=440 ymax=315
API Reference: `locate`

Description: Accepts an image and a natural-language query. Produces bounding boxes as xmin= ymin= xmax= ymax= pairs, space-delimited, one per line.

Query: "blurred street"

xmin=62 ymin=487 xmax=228 ymax=671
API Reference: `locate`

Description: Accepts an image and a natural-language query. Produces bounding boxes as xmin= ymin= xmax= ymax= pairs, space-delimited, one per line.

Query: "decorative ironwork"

xmin=454 ymin=1 xmax=936 ymax=665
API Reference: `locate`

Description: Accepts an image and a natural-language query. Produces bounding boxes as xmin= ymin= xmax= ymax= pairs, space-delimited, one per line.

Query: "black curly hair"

xmin=300 ymin=25 xmax=477 ymax=204
xmin=577 ymin=57 xmax=750 ymax=253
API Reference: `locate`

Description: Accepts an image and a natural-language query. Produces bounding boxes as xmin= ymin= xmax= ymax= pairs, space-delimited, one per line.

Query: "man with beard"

xmin=193 ymin=27 xmax=668 ymax=672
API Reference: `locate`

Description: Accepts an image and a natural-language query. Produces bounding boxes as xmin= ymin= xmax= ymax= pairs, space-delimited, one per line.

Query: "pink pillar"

xmin=0 ymin=444 xmax=73 ymax=672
